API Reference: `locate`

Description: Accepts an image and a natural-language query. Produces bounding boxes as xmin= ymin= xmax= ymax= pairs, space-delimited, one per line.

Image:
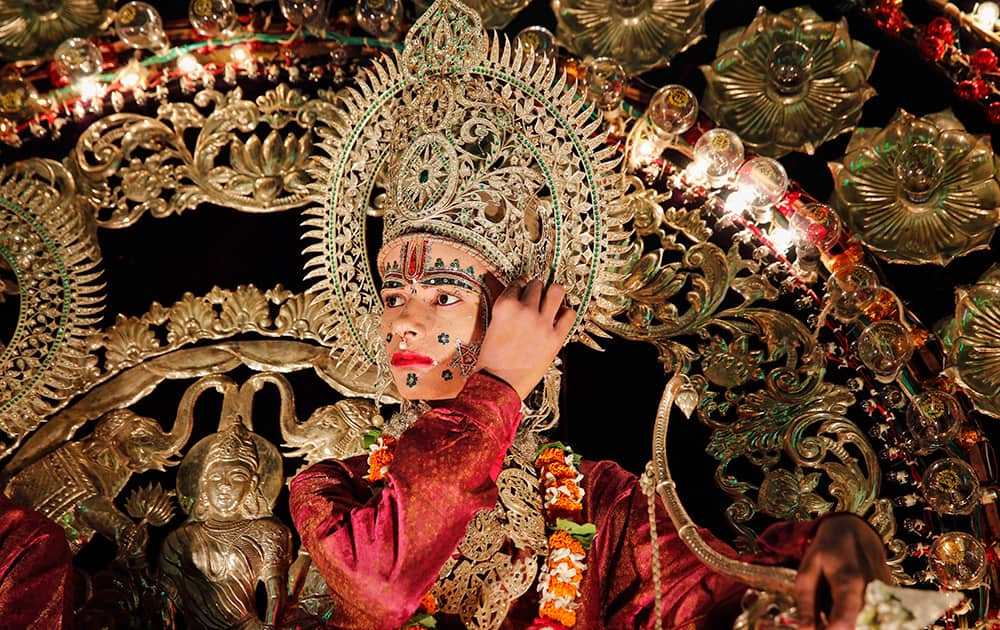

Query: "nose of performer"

xmin=391 ymin=296 xmax=428 ymax=349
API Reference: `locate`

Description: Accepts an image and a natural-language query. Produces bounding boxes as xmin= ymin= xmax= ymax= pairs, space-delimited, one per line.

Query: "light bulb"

xmin=856 ymin=321 xmax=914 ymax=383
xmin=189 ymin=0 xmax=238 ymax=37
xmin=768 ymin=226 xmax=796 ymax=253
xmin=177 ymin=53 xmax=202 ymax=75
xmin=355 ymin=0 xmax=402 ymax=39
xmin=768 ymin=40 xmax=813 ymax=95
xmin=53 ymin=38 xmax=103 ymax=82
xmin=906 ymin=390 xmax=963 ymax=453
xmin=115 ymin=2 xmax=169 ymax=52
xmin=118 ymin=62 xmax=147 ymax=90
xmin=930 ymin=532 xmax=987 ymax=590
xmin=691 ymin=128 xmax=744 ymax=187
xmin=826 ymin=263 xmax=879 ymax=322
xmin=77 ymin=77 xmax=104 ymax=100
xmin=514 ymin=26 xmax=555 ymax=63
xmin=975 ymin=2 xmax=999 ymax=30
xmin=895 ymin=143 xmax=944 ymax=204
xmin=582 ymin=57 xmax=626 ymax=112
xmin=647 ymin=84 xmax=697 ymax=138
xmin=279 ymin=0 xmax=328 ymax=30
xmin=789 ymin=202 xmax=842 ymax=252
xmin=230 ymin=43 xmax=251 ymax=64
xmin=732 ymin=157 xmax=788 ymax=221
xmin=923 ymin=457 xmax=981 ymax=515
xmin=0 ymin=76 xmax=38 ymax=121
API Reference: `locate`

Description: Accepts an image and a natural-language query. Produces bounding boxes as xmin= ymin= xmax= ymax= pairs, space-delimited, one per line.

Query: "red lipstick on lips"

xmin=391 ymin=352 xmax=434 ymax=367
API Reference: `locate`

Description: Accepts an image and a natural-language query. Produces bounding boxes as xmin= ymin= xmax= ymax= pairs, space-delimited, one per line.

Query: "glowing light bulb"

xmin=731 ymin=157 xmax=787 ymax=223
xmin=768 ymin=226 xmax=796 ymax=253
xmin=691 ymin=128 xmax=744 ymax=187
xmin=230 ymin=43 xmax=251 ymax=64
xmin=77 ymin=77 xmax=104 ymax=100
xmin=118 ymin=62 xmax=146 ymax=89
xmin=975 ymin=2 xmax=999 ymax=30
xmin=177 ymin=53 xmax=202 ymax=75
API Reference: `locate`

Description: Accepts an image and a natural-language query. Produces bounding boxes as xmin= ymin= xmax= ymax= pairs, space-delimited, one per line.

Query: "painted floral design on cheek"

xmin=441 ymin=369 xmax=453 ymax=381
xmin=406 ymin=373 xmax=417 ymax=388
xmin=437 ymin=332 xmax=450 ymax=345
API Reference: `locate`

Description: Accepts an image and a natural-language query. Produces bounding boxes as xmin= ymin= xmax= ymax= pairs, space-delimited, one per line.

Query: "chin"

xmin=395 ymin=380 xmax=465 ymax=402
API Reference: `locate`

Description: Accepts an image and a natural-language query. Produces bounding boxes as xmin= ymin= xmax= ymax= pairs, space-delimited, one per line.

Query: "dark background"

xmin=6 ymin=0 xmax=1000 ymax=554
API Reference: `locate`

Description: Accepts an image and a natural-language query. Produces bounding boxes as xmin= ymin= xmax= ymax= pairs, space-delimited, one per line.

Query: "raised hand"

xmin=794 ymin=513 xmax=893 ymax=630
xmin=475 ymin=278 xmax=576 ymax=400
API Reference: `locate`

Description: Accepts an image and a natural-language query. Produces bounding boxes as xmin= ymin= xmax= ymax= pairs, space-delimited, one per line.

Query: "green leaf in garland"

xmin=362 ymin=428 xmax=383 ymax=449
xmin=556 ymin=519 xmax=597 ymax=550
xmin=404 ymin=613 xmax=437 ymax=628
xmin=536 ymin=441 xmax=568 ymax=458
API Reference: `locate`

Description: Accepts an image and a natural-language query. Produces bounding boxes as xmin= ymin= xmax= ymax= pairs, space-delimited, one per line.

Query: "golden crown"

xmin=304 ymin=0 xmax=631 ymax=373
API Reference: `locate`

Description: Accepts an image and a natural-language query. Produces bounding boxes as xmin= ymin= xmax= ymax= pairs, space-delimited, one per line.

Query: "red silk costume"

xmin=290 ymin=374 xmax=815 ymax=629
xmin=0 ymin=494 xmax=74 ymax=628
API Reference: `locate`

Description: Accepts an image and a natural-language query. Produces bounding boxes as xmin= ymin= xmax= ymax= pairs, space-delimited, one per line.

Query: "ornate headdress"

xmin=304 ymin=0 xmax=631 ymax=374
xmin=205 ymin=423 xmax=259 ymax=469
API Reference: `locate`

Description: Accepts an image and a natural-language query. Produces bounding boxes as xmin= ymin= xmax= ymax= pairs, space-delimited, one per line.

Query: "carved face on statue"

xmin=202 ymin=461 xmax=257 ymax=517
xmin=193 ymin=424 xmax=268 ymax=521
xmin=378 ymin=236 xmax=500 ymax=401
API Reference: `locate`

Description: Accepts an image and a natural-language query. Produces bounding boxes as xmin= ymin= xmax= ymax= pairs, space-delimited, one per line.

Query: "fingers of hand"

xmin=521 ymin=278 xmax=544 ymax=309
xmin=540 ymin=283 xmax=567 ymax=321
xmin=826 ymin=567 xmax=865 ymax=629
xmin=794 ymin=553 xmax=821 ymax=630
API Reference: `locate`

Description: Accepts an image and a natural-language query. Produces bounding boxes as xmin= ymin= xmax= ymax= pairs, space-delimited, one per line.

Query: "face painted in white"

xmin=379 ymin=236 xmax=499 ymax=401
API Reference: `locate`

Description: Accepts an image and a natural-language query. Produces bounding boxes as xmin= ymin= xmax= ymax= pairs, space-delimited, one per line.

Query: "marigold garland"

xmin=364 ymin=430 xmax=397 ymax=483
xmin=363 ymin=432 xmax=596 ymax=628
xmin=534 ymin=442 xmax=594 ymax=629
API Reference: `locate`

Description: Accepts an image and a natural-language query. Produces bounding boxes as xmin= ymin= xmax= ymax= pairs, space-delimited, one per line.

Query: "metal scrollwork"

xmin=69 ymin=83 xmax=346 ymax=227
xmin=599 ymin=177 xmax=898 ymax=555
xmin=0 ymin=158 xmax=103 ymax=445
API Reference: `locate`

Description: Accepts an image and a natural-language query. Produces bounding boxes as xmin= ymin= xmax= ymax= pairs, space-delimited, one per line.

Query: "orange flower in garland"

xmin=401 ymin=593 xmax=437 ymax=628
xmin=364 ymin=431 xmax=397 ymax=483
xmin=534 ymin=442 xmax=594 ymax=628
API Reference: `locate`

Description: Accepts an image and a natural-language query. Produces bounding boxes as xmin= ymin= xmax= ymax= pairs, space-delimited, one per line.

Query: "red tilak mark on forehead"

xmin=402 ymin=238 xmax=429 ymax=283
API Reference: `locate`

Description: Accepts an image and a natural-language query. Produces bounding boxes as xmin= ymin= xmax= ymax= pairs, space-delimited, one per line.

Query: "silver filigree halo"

xmin=304 ymin=0 xmax=631 ymax=375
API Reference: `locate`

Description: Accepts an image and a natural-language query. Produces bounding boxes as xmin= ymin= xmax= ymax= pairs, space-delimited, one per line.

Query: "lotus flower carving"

xmin=701 ymin=6 xmax=876 ymax=157
xmin=830 ymin=110 xmax=1000 ymax=266
xmin=0 ymin=0 xmax=113 ymax=60
xmin=552 ymin=0 xmax=711 ymax=75
xmin=950 ymin=266 xmax=1000 ymax=419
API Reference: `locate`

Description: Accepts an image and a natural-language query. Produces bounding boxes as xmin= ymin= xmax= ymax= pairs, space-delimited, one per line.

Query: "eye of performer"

xmin=382 ymin=292 xmax=406 ymax=308
xmin=435 ymin=292 xmax=462 ymax=306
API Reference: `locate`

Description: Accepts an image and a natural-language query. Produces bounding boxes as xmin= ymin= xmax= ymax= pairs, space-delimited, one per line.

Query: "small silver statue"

xmin=160 ymin=419 xmax=291 ymax=629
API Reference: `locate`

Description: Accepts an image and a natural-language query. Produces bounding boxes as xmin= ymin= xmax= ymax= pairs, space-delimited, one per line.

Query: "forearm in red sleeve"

xmin=289 ymin=373 xmax=522 ymax=630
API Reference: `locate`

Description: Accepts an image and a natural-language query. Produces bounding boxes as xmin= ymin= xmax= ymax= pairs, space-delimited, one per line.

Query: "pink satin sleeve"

xmin=289 ymin=373 xmax=522 ymax=630
xmin=0 ymin=494 xmax=74 ymax=629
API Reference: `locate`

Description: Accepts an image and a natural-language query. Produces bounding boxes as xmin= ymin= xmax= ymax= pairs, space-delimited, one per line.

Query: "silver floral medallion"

xmin=949 ymin=266 xmax=1000 ymax=419
xmin=0 ymin=0 xmax=113 ymax=60
xmin=701 ymin=6 xmax=876 ymax=157
xmin=552 ymin=0 xmax=712 ymax=75
xmin=830 ymin=109 xmax=1000 ymax=266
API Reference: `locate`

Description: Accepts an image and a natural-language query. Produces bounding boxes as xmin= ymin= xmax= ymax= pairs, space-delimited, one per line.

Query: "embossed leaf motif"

xmin=707 ymin=380 xmax=854 ymax=467
xmin=758 ymin=468 xmax=833 ymax=520
xmin=227 ymin=130 xmax=313 ymax=202
xmin=104 ymin=315 xmax=161 ymax=372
